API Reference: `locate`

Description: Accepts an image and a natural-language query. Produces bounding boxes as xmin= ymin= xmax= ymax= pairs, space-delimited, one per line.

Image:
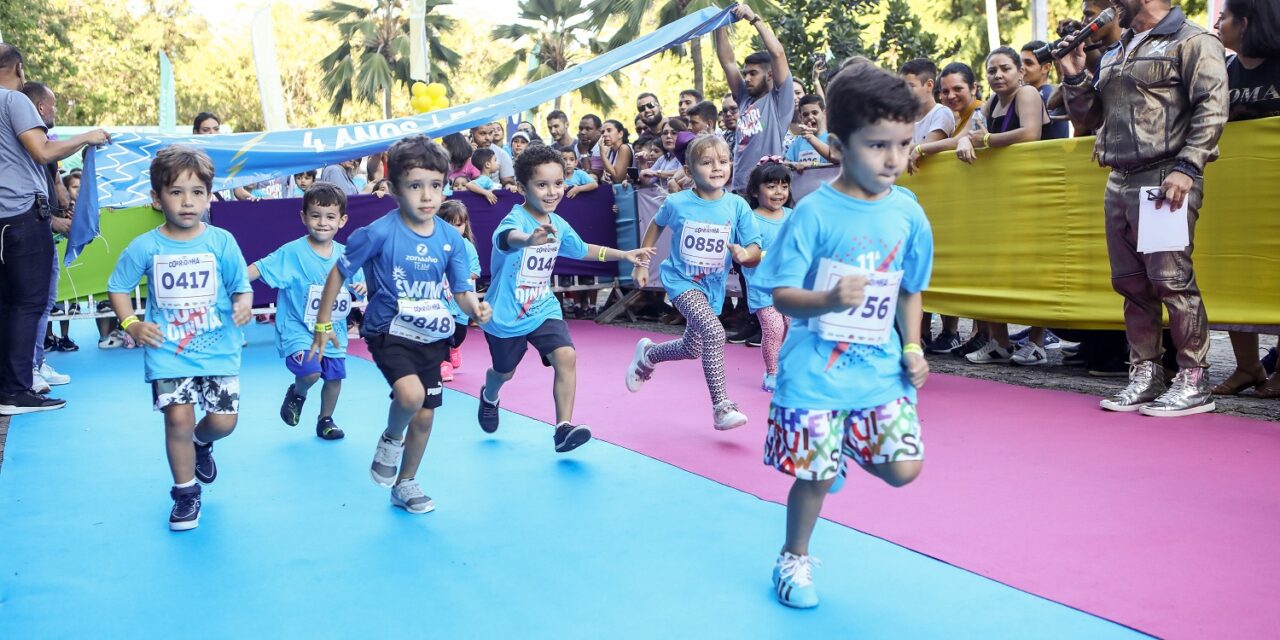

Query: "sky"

xmin=189 ymin=0 xmax=522 ymax=28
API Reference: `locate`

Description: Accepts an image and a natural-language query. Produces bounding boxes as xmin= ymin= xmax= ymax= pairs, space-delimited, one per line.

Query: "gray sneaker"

xmin=390 ymin=478 xmax=435 ymax=514
xmin=1140 ymin=368 xmax=1216 ymax=418
xmin=1100 ymin=361 xmax=1167 ymax=412
xmin=370 ymin=435 xmax=404 ymax=487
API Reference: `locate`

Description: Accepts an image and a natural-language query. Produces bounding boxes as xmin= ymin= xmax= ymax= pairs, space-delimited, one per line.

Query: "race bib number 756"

xmin=810 ymin=258 xmax=903 ymax=346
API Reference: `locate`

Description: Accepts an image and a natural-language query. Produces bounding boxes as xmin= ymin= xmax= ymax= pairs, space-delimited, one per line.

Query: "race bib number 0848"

xmin=389 ymin=299 xmax=454 ymax=344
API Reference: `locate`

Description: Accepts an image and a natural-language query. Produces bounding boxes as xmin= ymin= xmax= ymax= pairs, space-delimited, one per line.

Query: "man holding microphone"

xmin=1060 ymin=0 xmax=1228 ymax=417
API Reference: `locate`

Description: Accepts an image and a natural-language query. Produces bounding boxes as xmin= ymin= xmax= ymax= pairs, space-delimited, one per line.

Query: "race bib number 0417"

xmin=152 ymin=253 xmax=219 ymax=310
xmin=810 ymin=258 xmax=903 ymax=346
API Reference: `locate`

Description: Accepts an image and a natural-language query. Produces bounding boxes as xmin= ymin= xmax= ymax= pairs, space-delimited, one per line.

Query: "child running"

xmin=437 ymin=200 xmax=481 ymax=382
xmin=248 ymin=182 xmax=366 ymax=440
xmin=107 ymin=145 xmax=254 ymax=531
xmin=476 ymin=144 xmax=653 ymax=452
xmin=625 ymin=134 xmax=763 ymax=429
xmin=742 ymin=159 xmax=794 ymax=393
xmin=751 ymin=63 xmax=933 ymax=608
xmin=310 ymin=136 xmax=491 ymax=515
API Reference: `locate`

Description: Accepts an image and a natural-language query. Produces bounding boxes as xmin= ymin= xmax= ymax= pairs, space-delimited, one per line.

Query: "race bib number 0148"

xmin=152 ymin=253 xmax=219 ymax=310
xmin=304 ymin=284 xmax=352 ymax=331
xmin=678 ymin=222 xmax=731 ymax=269
xmin=517 ymin=242 xmax=559 ymax=288
xmin=810 ymin=258 xmax=903 ymax=346
xmin=389 ymin=299 xmax=454 ymax=344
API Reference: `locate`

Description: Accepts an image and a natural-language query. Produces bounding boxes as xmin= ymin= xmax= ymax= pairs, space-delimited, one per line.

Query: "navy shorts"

xmin=285 ymin=352 xmax=347 ymax=381
xmin=365 ymin=333 xmax=447 ymax=409
xmin=484 ymin=318 xmax=574 ymax=374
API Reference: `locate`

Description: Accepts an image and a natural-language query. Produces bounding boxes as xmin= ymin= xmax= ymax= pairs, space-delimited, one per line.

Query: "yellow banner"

xmin=899 ymin=116 xmax=1280 ymax=329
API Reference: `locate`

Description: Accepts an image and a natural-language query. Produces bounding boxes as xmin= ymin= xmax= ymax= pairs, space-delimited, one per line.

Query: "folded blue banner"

xmin=68 ymin=5 xmax=738 ymax=265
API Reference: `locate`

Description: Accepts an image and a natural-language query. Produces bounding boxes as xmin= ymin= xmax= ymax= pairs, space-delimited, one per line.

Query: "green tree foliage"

xmin=490 ymin=0 xmax=621 ymax=112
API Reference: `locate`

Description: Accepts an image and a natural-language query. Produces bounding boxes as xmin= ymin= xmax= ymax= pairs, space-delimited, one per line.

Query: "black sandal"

xmin=316 ymin=418 xmax=345 ymax=440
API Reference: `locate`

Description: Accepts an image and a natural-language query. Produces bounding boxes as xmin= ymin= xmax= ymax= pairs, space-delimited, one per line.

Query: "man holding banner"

xmin=1060 ymin=0 xmax=1228 ymax=417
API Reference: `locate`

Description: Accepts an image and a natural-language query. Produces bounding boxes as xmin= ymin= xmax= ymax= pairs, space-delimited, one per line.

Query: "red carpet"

xmin=350 ymin=321 xmax=1280 ymax=639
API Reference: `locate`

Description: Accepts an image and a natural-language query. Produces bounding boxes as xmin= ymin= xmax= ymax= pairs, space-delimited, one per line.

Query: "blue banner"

xmin=68 ymin=6 xmax=737 ymax=265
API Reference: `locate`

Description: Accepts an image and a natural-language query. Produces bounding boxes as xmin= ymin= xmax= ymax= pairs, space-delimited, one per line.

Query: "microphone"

xmin=1034 ymin=9 xmax=1115 ymax=61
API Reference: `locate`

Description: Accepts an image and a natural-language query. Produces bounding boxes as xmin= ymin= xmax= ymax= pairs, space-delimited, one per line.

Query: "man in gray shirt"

xmin=714 ymin=5 xmax=795 ymax=194
xmin=320 ymin=158 xmax=360 ymax=196
xmin=0 ymin=45 xmax=108 ymax=414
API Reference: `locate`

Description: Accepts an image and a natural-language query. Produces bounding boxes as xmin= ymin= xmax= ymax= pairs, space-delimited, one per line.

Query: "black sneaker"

xmin=745 ymin=329 xmax=763 ymax=348
xmin=316 ymin=416 xmax=345 ymax=440
xmin=478 ymin=386 xmax=500 ymax=433
xmin=554 ymin=423 xmax=592 ymax=453
xmin=43 ymin=334 xmax=58 ymax=351
xmin=1264 ymin=347 xmax=1278 ymax=376
xmin=726 ymin=318 xmax=759 ymax=344
xmin=925 ymin=331 xmax=962 ymax=354
xmin=169 ymin=484 xmax=202 ymax=531
xmin=0 ymin=390 xmax=66 ymax=415
xmin=194 ymin=442 xmax=217 ymax=484
xmin=280 ymin=384 xmax=305 ymax=426
xmin=56 ymin=337 xmax=79 ymax=352
xmin=954 ymin=333 xmax=989 ymax=357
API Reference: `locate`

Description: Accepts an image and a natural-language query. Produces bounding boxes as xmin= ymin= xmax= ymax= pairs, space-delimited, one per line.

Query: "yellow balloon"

xmin=411 ymin=81 xmax=429 ymax=97
xmin=425 ymin=82 xmax=446 ymax=99
xmin=430 ymin=95 xmax=450 ymax=111
xmin=411 ymin=95 xmax=432 ymax=113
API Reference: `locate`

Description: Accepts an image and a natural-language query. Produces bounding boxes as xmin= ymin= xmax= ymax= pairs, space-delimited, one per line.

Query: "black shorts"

xmin=365 ymin=333 xmax=448 ymax=409
xmin=484 ymin=319 xmax=574 ymax=374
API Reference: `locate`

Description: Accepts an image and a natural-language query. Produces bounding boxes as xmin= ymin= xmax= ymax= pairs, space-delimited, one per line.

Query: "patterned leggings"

xmin=757 ymin=306 xmax=788 ymax=375
xmin=647 ymin=290 xmax=729 ymax=406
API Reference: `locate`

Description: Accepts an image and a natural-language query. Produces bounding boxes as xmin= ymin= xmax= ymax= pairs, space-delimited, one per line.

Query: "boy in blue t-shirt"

xmin=108 ymin=145 xmax=254 ymax=532
xmin=464 ymin=148 xmax=501 ymax=205
xmin=750 ymin=64 xmax=934 ymax=609
xmin=310 ymin=136 xmax=491 ymax=515
xmin=477 ymin=144 xmax=653 ymax=453
xmin=783 ymin=94 xmax=833 ymax=168
xmin=560 ymin=146 xmax=598 ymax=198
xmin=248 ymin=182 xmax=366 ymax=440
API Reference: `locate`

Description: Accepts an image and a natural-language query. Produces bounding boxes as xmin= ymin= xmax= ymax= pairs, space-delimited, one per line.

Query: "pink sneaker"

xmin=449 ymin=347 xmax=462 ymax=369
xmin=440 ymin=361 xmax=455 ymax=382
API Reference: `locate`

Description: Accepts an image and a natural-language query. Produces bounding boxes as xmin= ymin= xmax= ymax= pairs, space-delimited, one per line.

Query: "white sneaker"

xmin=966 ymin=341 xmax=1011 ymax=364
xmin=624 ymin=338 xmax=655 ymax=393
xmin=31 ymin=369 xmax=51 ymax=394
xmin=38 ymin=361 xmax=70 ymax=385
xmin=712 ymin=401 xmax=748 ymax=430
xmin=1010 ymin=343 xmax=1048 ymax=366
xmin=390 ymin=479 xmax=435 ymax=514
xmin=98 ymin=331 xmax=125 ymax=349
xmin=370 ymin=435 xmax=405 ymax=487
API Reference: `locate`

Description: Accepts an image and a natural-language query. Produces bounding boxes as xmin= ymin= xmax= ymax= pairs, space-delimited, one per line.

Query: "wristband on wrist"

xmin=903 ymin=343 xmax=925 ymax=356
xmin=597 ymin=247 xmax=608 ymax=262
xmin=982 ymin=132 xmax=992 ymax=148
xmin=748 ymin=16 xmax=760 ymax=25
xmin=120 ymin=315 xmax=139 ymax=330
xmin=913 ymin=144 xmax=924 ymax=157
xmin=1172 ymin=160 xmax=1202 ymax=180
xmin=314 ymin=322 xmax=333 ymax=333
xmin=1063 ymin=70 xmax=1088 ymax=86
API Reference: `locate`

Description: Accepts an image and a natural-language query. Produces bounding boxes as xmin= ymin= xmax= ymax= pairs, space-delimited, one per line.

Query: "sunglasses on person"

xmin=638 ymin=102 xmax=658 ymax=112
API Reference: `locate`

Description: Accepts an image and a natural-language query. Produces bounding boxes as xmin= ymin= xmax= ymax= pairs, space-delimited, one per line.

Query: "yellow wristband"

xmin=903 ymin=343 xmax=925 ymax=356
xmin=982 ymin=132 xmax=992 ymax=148
xmin=314 ymin=322 xmax=333 ymax=333
xmin=120 ymin=315 xmax=139 ymax=330
xmin=913 ymin=145 xmax=924 ymax=157
xmin=598 ymin=247 xmax=608 ymax=262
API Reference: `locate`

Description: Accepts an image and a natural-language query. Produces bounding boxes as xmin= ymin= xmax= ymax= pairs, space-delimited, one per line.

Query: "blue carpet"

xmin=0 ymin=324 xmax=1146 ymax=638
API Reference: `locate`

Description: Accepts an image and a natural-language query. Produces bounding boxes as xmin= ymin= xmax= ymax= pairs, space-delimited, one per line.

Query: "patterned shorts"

xmin=764 ymin=398 xmax=923 ymax=481
xmin=152 ymin=376 xmax=241 ymax=414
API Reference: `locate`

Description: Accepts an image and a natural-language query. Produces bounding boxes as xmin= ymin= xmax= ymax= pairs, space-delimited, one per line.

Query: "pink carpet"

xmin=350 ymin=321 xmax=1280 ymax=638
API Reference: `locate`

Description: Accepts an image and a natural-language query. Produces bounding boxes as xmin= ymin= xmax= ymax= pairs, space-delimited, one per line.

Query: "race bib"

xmin=304 ymin=284 xmax=352 ymax=331
xmin=152 ymin=253 xmax=219 ymax=310
xmin=517 ymin=241 xmax=559 ymax=288
xmin=679 ymin=222 xmax=731 ymax=269
xmin=388 ymin=299 xmax=454 ymax=344
xmin=810 ymin=258 xmax=904 ymax=346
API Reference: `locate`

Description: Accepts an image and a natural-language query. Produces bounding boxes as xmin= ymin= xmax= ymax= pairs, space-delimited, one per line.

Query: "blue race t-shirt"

xmin=337 ymin=210 xmax=473 ymax=339
xmin=749 ymin=183 xmax=934 ymax=410
xmin=654 ymin=190 xmax=761 ymax=314
xmin=742 ymin=207 xmax=793 ymax=312
xmin=107 ymin=224 xmax=253 ymax=382
xmin=254 ymin=237 xmax=364 ymax=359
xmin=483 ymin=205 xmax=589 ymax=338
xmin=445 ymin=237 xmax=482 ymax=323
xmin=471 ymin=175 xmax=498 ymax=191
xmin=784 ymin=132 xmax=830 ymax=164
xmin=565 ymin=169 xmax=595 ymax=187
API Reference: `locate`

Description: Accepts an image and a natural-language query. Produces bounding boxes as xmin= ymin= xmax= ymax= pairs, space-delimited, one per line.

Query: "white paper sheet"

xmin=1137 ymin=186 xmax=1190 ymax=253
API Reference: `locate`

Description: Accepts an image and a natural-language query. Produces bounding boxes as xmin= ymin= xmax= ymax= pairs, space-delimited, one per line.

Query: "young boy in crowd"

xmin=561 ymin=146 xmax=599 ymax=198
xmin=291 ymin=170 xmax=317 ymax=197
xmin=686 ymin=100 xmax=720 ymax=136
xmin=784 ymin=95 xmax=833 ymax=167
xmin=310 ymin=136 xmax=491 ymax=515
xmin=466 ymin=148 xmax=501 ymax=204
xmin=108 ymin=145 xmax=254 ymax=531
xmin=248 ymin=182 xmax=366 ymax=440
xmin=900 ymin=58 xmax=956 ymax=162
xmin=751 ymin=63 xmax=933 ymax=608
xmin=477 ymin=144 xmax=653 ymax=452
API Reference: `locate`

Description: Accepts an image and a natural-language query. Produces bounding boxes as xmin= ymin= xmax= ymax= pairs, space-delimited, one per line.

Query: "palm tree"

xmin=585 ymin=0 xmax=776 ymax=98
xmin=310 ymin=0 xmax=460 ymax=119
xmin=490 ymin=0 xmax=622 ymax=112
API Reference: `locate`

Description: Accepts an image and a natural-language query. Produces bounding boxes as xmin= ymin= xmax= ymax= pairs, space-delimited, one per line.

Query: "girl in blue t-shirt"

xmin=437 ymin=200 xmax=481 ymax=382
xmin=743 ymin=160 xmax=795 ymax=393
xmin=626 ymin=135 xmax=763 ymax=431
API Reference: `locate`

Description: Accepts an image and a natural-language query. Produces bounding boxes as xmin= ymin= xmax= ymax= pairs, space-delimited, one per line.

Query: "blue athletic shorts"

xmin=285 ymin=352 xmax=347 ymax=381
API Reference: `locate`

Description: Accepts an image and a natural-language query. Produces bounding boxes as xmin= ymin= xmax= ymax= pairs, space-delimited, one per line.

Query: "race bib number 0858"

xmin=810 ymin=258 xmax=903 ymax=346
xmin=678 ymin=222 xmax=731 ymax=269
xmin=152 ymin=253 xmax=219 ymax=310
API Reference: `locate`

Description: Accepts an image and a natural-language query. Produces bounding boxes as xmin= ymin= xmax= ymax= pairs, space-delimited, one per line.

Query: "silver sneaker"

xmin=370 ymin=435 xmax=404 ymax=487
xmin=1140 ymin=368 xmax=1216 ymax=418
xmin=391 ymin=479 xmax=435 ymax=514
xmin=1100 ymin=361 xmax=1167 ymax=412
